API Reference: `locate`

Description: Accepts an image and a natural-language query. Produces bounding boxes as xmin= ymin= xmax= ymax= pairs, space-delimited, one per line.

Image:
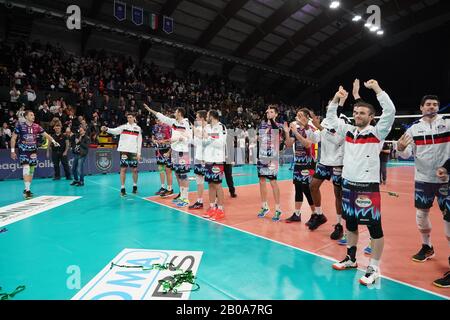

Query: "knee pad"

xmin=23 ymin=165 xmax=31 ymax=176
xmin=368 ymin=224 xmax=384 ymax=239
xmin=416 ymin=209 xmax=432 ymax=232
xmin=30 ymin=166 xmax=36 ymax=174
xmin=196 ymin=175 xmax=204 ymax=185
xmin=158 ymin=165 xmax=165 ymax=173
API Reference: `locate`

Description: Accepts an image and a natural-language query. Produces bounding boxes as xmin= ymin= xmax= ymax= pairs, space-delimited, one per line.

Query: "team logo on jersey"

xmin=96 ymin=151 xmax=113 ymax=172
xmin=439 ymin=186 xmax=448 ymax=196
xmin=30 ymin=153 xmax=37 ymax=159
xmin=332 ymin=167 xmax=342 ymax=175
xmin=179 ymin=159 xmax=186 ymax=165
xmin=121 ymin=154 xmax=128 ymax=160
xmin=301 ymin=169 xmax=310 ymax=176
xmin=212 ymin=166 xmax=221 ymax=174
xmin=356 ymin=196 xmax=372 ymax=208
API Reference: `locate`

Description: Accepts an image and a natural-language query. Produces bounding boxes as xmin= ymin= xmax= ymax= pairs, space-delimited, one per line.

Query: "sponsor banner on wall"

xmin=0 ymin=148 xmax=157 ymax=180
xmin=73 ymin=249 xmax=203 ymax=300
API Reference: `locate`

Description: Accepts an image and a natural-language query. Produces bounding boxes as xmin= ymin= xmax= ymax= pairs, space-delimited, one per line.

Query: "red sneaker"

xmin=210 ymin=209 xmax=225 ymax=221
xmin=202 ymin=207 xmax=216 ymax=218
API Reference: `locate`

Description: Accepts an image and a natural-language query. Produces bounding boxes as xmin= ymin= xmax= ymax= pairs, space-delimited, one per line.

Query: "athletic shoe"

xmin=155 ymin=187 xmax=166 ymax=195
xmin=176 ymin=198 xmax=189 ymax=207
xmin=308 ymin=214 xmax=327 ymax=231
xmin=433 ymin=271 xmax=450 ymax=288
xmin=120 ymin=188 xmax=127 ymax=197
xmin=230 ymin=193 xmax=237 ymax=198
xmin=202 ymin=207 xmax=217 ymax=218
xmin=364 ymin=244 xmax=372 ymax=255
xmin=285 ymin=213 xmax=301 ymax=223
xmin=77 ymin=182 xmax=84 ymax=187
xmin=189 ymin=202 xmax=203 ymax=209
xmin=160 ymin=189 xmax=174 ymax=198
xmin=272 ymin=210 xmax=282 ymax=222
xmin=24 ymin=190 xmax=33 ymax=199
xmin=210 ymin=209 xmax=225 ymax=221
xmin=332 ymin=256 xmax=358 ymax=270
xmin=257 ymin=208 xmax=270 ymax=218
xmin=412 ymin=244 xmax=435 ymax=262
xmin=305 ymin=213 xmax=317 ymax=227
xmin=132 ymin=186 xmax=137 ymax=194
xmin=70 ymin=181 xmax=79 ymax=186
xmin=359 ymin=266 xmax=380 ymax=286
xmin=330 ymin=224 xmax=344 ymax=240
xmin=337 ymin=234 xmax=348 ymax=246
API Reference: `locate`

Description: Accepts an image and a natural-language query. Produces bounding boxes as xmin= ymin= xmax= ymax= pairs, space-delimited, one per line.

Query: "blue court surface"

xmin=0 ymin=164 xmax=447 ymax=300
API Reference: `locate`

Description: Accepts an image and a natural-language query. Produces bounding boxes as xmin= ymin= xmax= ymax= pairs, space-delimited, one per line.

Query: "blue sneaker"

xmin=257 ymin=208 xmax=270 ymax=218
xmin=364 ymin=244 xmax=372 ymax=255
xmin=272 ymin=210 xmax=282 ymax=222
xmin=176 ymin=198 xmax=189 ymax=208
xmin=337 ymin=234 xmax=347 ymax=246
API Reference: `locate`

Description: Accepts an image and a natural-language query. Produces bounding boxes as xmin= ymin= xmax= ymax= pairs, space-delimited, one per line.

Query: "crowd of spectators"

xmin=0 ymin=40 xmax=301 ymax=149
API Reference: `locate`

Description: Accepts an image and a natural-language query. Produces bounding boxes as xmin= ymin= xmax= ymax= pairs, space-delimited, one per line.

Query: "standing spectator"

xmin=0 ymin=122 xmax=12 ymax=149
xmin=14 ymin=68 xmax=26 ymax=88
xmin=47 ymin=123 xmax=71 ymax=180
xmin=9 ymin=86 xmax=21 ymax=109
xmin=70 ymin=126 xmax=90 ymax=186
xmin=38 ymin=101 xmax=53 ymax=132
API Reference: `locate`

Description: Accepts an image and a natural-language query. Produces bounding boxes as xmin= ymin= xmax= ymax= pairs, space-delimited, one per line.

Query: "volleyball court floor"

xmin=0 ymin=163 xmax=448 ymax=300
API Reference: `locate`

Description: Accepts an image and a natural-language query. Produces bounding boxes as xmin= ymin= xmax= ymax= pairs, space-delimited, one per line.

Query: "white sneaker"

xmin=332 ymin=256 xmax=358 ymax=270
xmin=359 ymin=266 xmax=380 ymax=286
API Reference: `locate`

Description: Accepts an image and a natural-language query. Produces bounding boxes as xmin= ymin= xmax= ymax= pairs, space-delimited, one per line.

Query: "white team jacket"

xmin=203 ymin=122 xmax=227 ymax=163
xmin=326 ymin=91 xmax=396 ymax=183
xmin=156 ymin=113 xmax=192 ymax=152
xmin=107 ymin=123 xmax=142 ymax=155
xmin=398 ymin=115 xmax=450 ymax=183
xmin=318 ymin=117 xmax=346 ymax=166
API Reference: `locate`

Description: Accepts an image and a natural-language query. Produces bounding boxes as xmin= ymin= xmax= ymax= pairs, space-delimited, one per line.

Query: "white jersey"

xmin=193 ymin=124 xmax=206 ymax=161
xmin=398 ymin=115 xmax=450 ymax=183
xmin=318 ymin=117 xmax=346 ymax=166
xmin=156 ymin=113 xmax=192 ymax=152
xmin=203 ymin=122 xmax=227 ymax=163
xmin=326 ymin=91 xmax=396 ymax=183
xmin=107 ymin=123 xmax=142 ymax=155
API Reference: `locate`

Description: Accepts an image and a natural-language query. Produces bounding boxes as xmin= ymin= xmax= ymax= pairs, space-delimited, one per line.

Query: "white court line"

xmin=85 ymin=177 xmax=449 ymax=300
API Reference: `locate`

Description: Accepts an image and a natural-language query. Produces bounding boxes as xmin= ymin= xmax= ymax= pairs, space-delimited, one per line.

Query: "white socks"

xmin=316 ymin=206 xmax=323 ymax=215
xmin=24 ymin=182 xmax=31 ymax=191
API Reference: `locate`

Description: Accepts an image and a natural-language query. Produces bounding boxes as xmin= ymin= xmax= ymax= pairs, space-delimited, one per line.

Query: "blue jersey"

xmin=14 ymin=122 xmax=45 ymax=152
xmin=258 ymin=120 xmax=283 ymax=158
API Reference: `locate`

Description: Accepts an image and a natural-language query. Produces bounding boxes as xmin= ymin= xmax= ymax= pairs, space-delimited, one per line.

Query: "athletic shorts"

xmin=156 ymin=148 xmax=170 ymax=165
xmin=293 ymin=164 xmax=314 ymax=185
xmin=172 ymin=151 xmax=191 ymax=174
xmin=204 ymin=163 xmax=224 ymax=183
xmin=313 ymin=164 xmax=343 ymax=187
xmin=342 ymin=179 xmax=381 ymax=226
xmin=257 ymin=159 xmax=279 ymax=180
xmin=19 ymin=151 xmax=38 ymax=166
xmin=194 ymin=163 xmax=206 ymax=176
xmin=120 ymin=152 xmax=138 ymax=168
xmin=414 ymin=181 xmax=447 ymax=211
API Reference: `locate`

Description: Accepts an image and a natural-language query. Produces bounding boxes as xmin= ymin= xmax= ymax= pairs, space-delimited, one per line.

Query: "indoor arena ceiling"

xmin=3 ymin=0 xmax=450 ymax=89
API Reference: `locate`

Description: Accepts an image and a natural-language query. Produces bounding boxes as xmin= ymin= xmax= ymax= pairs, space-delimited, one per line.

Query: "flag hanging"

xmin=150 ymin=13 xmax=158 ymax=31
xmin=162 ymin=15 xmax=174 ymax=34
xmin=132 ymin=6 xmax=143 ymax=26
xmin=114 ymin=0 xmax=126 ymax=21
